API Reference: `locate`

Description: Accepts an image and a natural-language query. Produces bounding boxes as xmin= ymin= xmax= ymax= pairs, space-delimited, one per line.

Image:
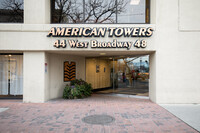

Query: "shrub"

xmin=63 ymin=79 xmax=92 ymax=99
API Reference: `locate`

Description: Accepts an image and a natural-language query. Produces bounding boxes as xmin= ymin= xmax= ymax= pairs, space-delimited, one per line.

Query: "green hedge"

xmin=63 ymin=79 xmax=92 ymax=99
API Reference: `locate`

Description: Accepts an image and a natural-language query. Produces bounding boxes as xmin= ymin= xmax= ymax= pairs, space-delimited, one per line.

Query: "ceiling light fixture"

xmin=99 ymin=53 xmax=106 ymax=55
xmin=130 ymin=0 xmax=140 ymax=5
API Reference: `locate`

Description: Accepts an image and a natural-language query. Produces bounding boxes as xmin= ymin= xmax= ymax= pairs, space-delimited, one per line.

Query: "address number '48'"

xmin=134 ymin=40 xmax=147 ymax=48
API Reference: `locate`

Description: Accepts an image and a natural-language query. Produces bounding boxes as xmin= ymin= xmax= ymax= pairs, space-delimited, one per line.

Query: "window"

xmin=0 ymin=0 xmax=24 ymax=23
xmin=0 ymin=54 xmax=23 ymax=96
xmin=51 ymin=0 xmax=150 ymax=24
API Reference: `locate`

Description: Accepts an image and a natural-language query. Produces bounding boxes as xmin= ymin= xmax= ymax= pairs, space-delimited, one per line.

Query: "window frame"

xmin=0 ymin=0 xmax=24 ymax=23
xmin=50 ymin=0 xmax=150 ymax=24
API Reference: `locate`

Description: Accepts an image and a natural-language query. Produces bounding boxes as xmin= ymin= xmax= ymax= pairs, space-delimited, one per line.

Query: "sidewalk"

xmin=0 ymin=94 xmax=198 ymax=133
xmin=160 ymin=104 xmax=200 ymax=132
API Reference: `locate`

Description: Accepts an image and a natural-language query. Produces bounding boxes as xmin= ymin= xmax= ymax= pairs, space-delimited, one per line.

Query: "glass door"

xmin=113 ymin=56 xmax=149 ymax=96
xmin=86 ymin=55 xmax=149 ymax=96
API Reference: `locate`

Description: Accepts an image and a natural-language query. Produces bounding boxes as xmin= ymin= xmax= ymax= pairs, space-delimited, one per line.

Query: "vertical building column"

xmin=150 ymin=0 xmax=156 ymax=24
xmin=23 ymin=52 xmax=46 ymax=103
xmin=149 ymin=52 xmax=157 ymax=103
xmin=24 ymin=0 xmax=50 ymax=24
xmin=44 ymin=53 xmax=50 ymax=101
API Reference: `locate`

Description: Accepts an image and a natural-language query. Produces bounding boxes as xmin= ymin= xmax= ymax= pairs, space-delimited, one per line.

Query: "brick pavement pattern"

xmin=0 ymin=94 xmax=198 ymax=133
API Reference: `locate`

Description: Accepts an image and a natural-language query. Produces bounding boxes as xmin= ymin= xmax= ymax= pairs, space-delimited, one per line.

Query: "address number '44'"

xmin=54 ymin=40 xmax=66 ymax=48
xmin=134 ymin=40 xmax=147 ymax=48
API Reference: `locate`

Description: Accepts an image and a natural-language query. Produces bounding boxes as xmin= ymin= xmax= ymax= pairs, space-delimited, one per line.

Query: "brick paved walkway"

xmin=0 ymin=94 xmax=198 ymax=133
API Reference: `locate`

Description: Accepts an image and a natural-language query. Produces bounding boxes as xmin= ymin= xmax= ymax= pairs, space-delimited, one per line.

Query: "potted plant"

xmin=63 ymin=79 xmax=92 ymax=99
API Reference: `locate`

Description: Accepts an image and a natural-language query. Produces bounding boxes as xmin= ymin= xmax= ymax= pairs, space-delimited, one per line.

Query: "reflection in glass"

xmin=51 ymin=0 xmax=124 ymax=23
xmin=86 ymin=55 xmax=149 ymax=96
xmin=113 ymin=55 xmax=149 ymax=96
xmin=117 ymin=0 xmax=146 ymax=23
xmin=0 ymin=0 xmax=24 ymax=23
xmin=52 ymin=0 xmax=150 ymax=23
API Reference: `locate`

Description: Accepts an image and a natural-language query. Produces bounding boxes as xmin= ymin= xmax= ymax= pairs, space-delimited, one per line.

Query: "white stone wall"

xmin=23 ymin=52 xmax=46 ymax=103
xmin=0 ymin=24 xmax=156 ymax=51
xmin=48 ymin=54 xmax=85 ymax=100
xmin=44 ymin=53 xmax=50 ymax=101
xmin=155 ymin=0 xmax=200 ymax=103
xmin=24 ymin=0 xmax=50 ymax=24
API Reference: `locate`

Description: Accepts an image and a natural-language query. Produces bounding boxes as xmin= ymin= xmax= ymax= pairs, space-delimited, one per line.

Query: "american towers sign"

xmin=47 ymin=27 xmax=153 ymax=50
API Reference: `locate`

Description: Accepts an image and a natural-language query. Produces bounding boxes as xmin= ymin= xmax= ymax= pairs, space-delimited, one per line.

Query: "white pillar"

xmin=24 ymin=0 xmax=50 ymax=24
xmin=44 ymin=53 xmax=50 ymax=101
xmin=150 ymin=0 xmax=156 ymax=24
xmin=23 ymin=52 xmax=46 ymax=103
xmin=149 ymin=52 xmax=157 ymax=102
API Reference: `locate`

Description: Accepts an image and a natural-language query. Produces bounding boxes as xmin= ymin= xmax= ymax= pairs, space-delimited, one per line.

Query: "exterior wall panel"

xmin=155 ymin=0 xmax=200 ymax=103
xmin=48 ymin=54 xmax=85 ymax=100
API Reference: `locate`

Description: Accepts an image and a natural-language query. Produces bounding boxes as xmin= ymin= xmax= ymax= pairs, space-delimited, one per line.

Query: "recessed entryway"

xmin=86 ymin=55 xmax=149 ymax=96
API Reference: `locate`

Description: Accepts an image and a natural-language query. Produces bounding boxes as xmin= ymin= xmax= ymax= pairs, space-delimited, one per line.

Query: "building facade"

xmin=0 ymin=0 xmax=200 ymax=103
